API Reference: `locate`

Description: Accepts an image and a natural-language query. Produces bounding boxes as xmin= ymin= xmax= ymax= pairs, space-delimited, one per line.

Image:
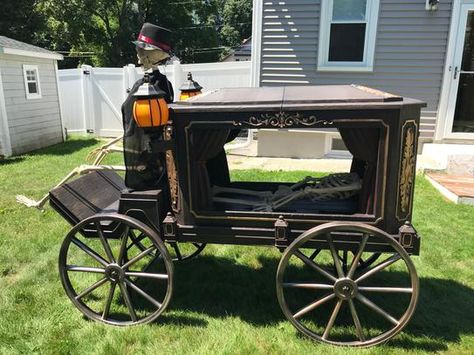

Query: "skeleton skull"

xmin=136 ymin=47 xmax=170 ymax=71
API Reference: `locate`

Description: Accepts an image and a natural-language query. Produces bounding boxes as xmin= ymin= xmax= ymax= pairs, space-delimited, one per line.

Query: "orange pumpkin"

xmin=133 ymin=98 xmax=169 ymax=128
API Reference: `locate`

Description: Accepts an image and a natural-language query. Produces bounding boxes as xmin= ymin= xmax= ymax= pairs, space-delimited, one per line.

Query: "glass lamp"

xmin=133 ymin=73 xmax=169 ymax=128
xmin=179 ymin=72 xmax=203 ymax=101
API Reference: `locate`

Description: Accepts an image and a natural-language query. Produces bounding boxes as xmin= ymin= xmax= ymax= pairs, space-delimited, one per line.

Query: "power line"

xmin=191 ymin=49 xmax=224 ymax=54
xmin=184 ymin=46 xmax=229 ymax=51
xmin=168 ymin=1 xmax=207 ymax=4
xmin=173 ymin=22 xmax=252 ymax=30
xmin=57 ymin=51 xmax=95 ymax=55
xmin=64 ymin=55 xmax=95 ymax=58
xmin=167 ymin=0 xmax=225 ymax=5
xmin=56 ymin=32 xmax=250 ymax=58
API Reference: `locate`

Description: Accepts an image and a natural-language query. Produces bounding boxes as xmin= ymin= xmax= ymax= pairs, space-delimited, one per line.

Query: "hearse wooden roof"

xmin=171 ymin=85 xmax=426 ymax=113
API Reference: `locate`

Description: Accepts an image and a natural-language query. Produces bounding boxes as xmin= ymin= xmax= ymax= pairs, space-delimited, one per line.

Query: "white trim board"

xmin=436 ymin=0 xmax=474 ymax=141
xmin=0 ymin=66 xmax=12 ymax=156
xmin=250 ymin=0 xmax=263 ymax=87
xmin=0 ymin=47 xmax=63 ymax=61
xmin=54 ymin=62 xmax=66 ymax=141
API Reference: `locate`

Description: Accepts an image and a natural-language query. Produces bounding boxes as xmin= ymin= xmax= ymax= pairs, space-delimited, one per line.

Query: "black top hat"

xmin=133 ymin=23 xmax=172 ymax=53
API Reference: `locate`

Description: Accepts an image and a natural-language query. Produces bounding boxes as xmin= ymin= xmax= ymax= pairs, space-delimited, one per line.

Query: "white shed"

xmin=0 ymin=36 xmax=64 ymax=157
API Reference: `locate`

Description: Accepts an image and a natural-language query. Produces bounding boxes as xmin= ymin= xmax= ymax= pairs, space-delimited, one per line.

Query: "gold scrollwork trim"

xmin=165 ymin=125 xmax=179 ymax=212
xmin=233 ymin=112 xmax=333 ymax=128
xmin=397 ymin=121 xmax=417 ymax=220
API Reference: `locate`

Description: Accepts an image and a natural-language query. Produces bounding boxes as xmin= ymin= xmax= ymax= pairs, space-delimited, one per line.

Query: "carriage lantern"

xmin=133 ymin=73 xmax=169 ymax=128
xmin=179 ymin=72 xmax=202 ymax=100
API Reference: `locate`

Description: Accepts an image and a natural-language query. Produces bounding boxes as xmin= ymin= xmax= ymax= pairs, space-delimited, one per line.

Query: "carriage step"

xmin=49 ymin=171 xmax=126 ymax=226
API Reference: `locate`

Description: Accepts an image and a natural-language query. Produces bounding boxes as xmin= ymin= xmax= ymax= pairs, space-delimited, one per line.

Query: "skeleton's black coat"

xmin=121 ymin=69 xmax=174 ymax=191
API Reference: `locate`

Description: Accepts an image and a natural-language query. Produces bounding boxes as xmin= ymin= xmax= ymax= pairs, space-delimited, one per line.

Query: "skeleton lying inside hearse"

xmin=185 ymin=122 xmax=373 ymax=217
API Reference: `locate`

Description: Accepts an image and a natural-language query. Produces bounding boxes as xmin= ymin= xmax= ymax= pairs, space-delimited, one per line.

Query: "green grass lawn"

xmin=0 ymin=136 xmax=473 ymax=354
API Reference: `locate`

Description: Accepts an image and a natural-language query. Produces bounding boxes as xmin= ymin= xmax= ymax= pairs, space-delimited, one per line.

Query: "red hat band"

xmin=138 ymin=33 xmax=171 ymax=52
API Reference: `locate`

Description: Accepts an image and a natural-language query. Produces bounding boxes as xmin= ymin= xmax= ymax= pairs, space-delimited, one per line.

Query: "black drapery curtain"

xmin=206 ymin=128 xmax=241 ymax=186
xmin=339 ymin=127 xmax=380 ymax=214
xmin=190 ymin=129 xmax=231 ymax=210
xmin=122 ymin=70 xmax=174 ymax=191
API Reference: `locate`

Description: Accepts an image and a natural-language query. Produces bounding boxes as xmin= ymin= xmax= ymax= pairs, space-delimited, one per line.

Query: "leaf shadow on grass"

xmin=157 ymin=314 xmax=208 ymax=327
xmin=30 ymin=138 xmax=100 ymax=156
xmin=0 ymin=138 xmax=100 ymax=165
xmin=139 ymin=254 xmax=474 ymax=352
xmin=0 ymin=156 xmax=25 ymax=166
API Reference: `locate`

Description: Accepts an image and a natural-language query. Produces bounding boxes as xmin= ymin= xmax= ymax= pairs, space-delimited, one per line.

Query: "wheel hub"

xmin=334 ymin=278 xmax=358 ymax=300
xmin=105 ymin=264 xmax=124 ymax=282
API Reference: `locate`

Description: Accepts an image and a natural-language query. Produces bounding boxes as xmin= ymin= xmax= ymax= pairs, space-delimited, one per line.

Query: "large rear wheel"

xmin=276 ymin=222 xmax=419 ymax=347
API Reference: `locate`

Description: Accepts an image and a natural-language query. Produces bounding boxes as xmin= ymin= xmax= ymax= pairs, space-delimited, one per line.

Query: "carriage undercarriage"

xmin=50 ymin=85 xmax=425 ymax=347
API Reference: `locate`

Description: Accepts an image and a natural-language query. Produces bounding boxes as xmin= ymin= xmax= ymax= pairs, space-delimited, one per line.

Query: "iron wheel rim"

xmin=276 ymin=222 xmax=419 ymax=347
xmin=166 ymin=242 xmax=207 ymax=262
xmin=59 ymin=213 xmax=174 ymax=326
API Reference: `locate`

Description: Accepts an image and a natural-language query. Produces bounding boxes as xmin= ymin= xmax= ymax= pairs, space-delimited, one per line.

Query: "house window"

xmin=23 ymin=65 xmax=42 ymax=99
xmin=318 ymin=0 xmax=380 ymax=72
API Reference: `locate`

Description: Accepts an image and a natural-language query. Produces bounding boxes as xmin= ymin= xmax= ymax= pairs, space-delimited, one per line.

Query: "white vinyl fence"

xmin=58 ymin=61 xmax=251 ymax=137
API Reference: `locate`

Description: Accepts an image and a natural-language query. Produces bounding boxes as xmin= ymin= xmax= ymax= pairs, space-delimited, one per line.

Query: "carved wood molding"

xmin=398 ymin=122 xmax=417 ymax=219
xmin=233 ymin=112 xmax=333 ymax=128
xmin=165 ymin=126 xmax=179 ymax=212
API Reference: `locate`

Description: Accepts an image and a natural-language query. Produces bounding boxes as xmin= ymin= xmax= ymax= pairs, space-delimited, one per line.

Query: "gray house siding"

xmin=0 ymin=54 xmax=63 ymax=155
xmin=259 ymin=0 xmax=453 ymax=140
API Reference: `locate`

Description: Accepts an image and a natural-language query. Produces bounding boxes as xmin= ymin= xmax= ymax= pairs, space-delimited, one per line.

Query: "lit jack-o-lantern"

xmin=133 ymin=74 xmax=169 ymax=128
xmin=179 ymin=72 xmax=203 ymax=101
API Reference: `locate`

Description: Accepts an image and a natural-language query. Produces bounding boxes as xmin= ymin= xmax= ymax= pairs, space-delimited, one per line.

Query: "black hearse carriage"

xmin=50 ymin=85 xmax=425 ymax=347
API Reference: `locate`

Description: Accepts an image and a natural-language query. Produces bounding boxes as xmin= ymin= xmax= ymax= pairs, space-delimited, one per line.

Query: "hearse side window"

xmin=187 ymin=126 xmax=381 ymax=217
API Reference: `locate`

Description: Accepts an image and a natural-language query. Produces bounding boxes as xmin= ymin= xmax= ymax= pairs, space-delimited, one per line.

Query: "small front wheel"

xmin=167 ymin=242 xmax=206 ymax=262
xmin=276 ymin=222 xmax=419 ymax=347
xmin=59 ymin=213 xmax=173 ymax=326
xmin=125 ymin=234 xmax=206 ymax=262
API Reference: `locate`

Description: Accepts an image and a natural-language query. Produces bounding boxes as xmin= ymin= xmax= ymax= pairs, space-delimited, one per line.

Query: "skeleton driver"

xmin=121 ymin=23 xmax=174 ymax=190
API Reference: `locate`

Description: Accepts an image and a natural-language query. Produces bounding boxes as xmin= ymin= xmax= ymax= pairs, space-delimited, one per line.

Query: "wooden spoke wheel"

xmin=126 ymin=232 xmax=206 ymax=262
xmin=166 ymin=242 xmax=206 ymax=262
xmin=338 ymin=251 xmax=381 ymax=273
xmin=276 ymin=222 xmax=419 ymax=347
xmin=308 ymin=249 xmax=381 ymax=273
xmin=59 ymin=214 xmax=173 ymax=326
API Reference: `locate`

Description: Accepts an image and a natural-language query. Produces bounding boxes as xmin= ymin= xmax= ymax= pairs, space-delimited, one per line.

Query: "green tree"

xmin=220 ymin=0 xmax=252 ymax=48
xmin=38 ymin=0 xmax=225 ymax=66
xmin=38 ymin=0 xmax=142 ymax=67
xmin=2 ymin=0 xmax=253 ymax=67
xmin=0 ymin=0 xmax=46 ymax=44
